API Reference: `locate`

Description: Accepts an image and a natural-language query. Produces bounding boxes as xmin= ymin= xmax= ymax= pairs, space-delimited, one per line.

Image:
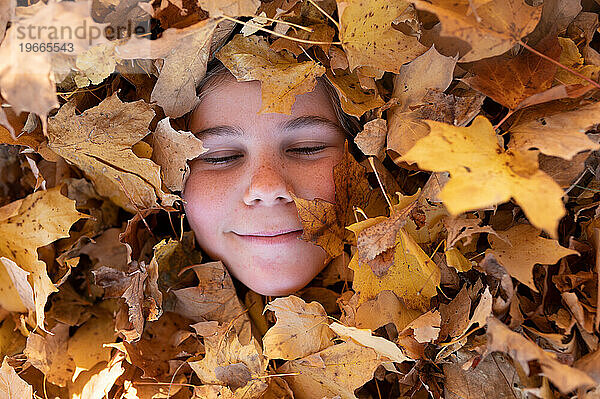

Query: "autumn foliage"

xmin=2 ymin=0 xmax=600 ymax=398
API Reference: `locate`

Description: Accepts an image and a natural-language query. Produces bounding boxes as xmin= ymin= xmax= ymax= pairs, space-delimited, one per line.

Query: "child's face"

xmin=183 ymin=74 xmax=346 ymax=296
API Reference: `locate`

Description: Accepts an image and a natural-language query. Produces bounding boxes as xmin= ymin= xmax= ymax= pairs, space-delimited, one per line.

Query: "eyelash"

xmin=201 ymin=146 xmax=328 ymax=165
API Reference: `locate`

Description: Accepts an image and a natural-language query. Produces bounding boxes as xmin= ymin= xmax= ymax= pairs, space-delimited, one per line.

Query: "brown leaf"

xmin=354 ymin=118 xmax=387 ymax=160
xmin=487 ymin=224 xmax=579 ymax=291
xmin=262 ymin=295 xmax=335 ymax=360
xmin=486 ymin=317 xmax=596 ymax=394
xmin=0 ymin=357 xmax=32 ymax=399
xmin=149 ymin=118 xmax=207 ymax=191
xmin=24 ymin=324 xmax=76 ymax=387
xmin=462 ymin=36 xmax=561 ymax=109
xmin=47 ymin=93 xmax=179 ymax=213
xmin=410 ymin=0 xmax=542 ymax=62
xmin=150 ymin=19 xmax=218 ymax=118
xmin=198 ymin=0 xmax=259 ymax=16
xmin=325 ymin=69 xmax=385 ymax=117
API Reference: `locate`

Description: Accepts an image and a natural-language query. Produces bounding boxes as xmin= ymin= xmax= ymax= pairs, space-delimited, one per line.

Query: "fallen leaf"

xmin=0 ymin=187 xmax=86 ymax=329
xmin=325 ymin=69 xmax=385 ymax=117
xmin=329 ymin=322 xmax=409 ymax=362
xmin=410 ymin=0 xmax=542 ymax=62
xmin=487 ymin=224 xmax=578 ymax=291
xmin=149 ymin=118 xmax=207 ymax=191
xmin=400 ymin=116 xmax=566 ymax=238
xmin=355 ymin=290 xmax=422 ymax=333
xmin=262 ymin=295 xmax=335 ymax=360
xmin=278 ymin=341 xmax=382 ymax=399
xmin=0 ymin=357 xmax=32 ymax=399
xmin=151 ymin=19 xmax=218 ymax=118
xmin=509 ymin=101 xmax=600 ymax=160
xmin=337 ymin=0 xmax=427 ymax=72
xmin=486 ymin=317 xmax=596 ymax=394
xmin=24 ymin=323 xmax=76 ymax=387
xmin=216 ymin=34 xmax=326 ymax=114
xmin=555 ymin=37 xmax=600 ymax=85
xmin=198 ymin=0 xmax=260 ymax=16
xmin=47 ymin=93 xmax=179 ymax=213
xmin=0 ymin=257 xmax=35 ymax=313
xmin=462 ymin=36 xmax=561 ymax=109
xmin=354 ymin=118 xmax=387 ymax=160
xmin=69 ymin=355 xmax=125 ymax=399
xmin=402 ymin=309 xmax=441 ymax=343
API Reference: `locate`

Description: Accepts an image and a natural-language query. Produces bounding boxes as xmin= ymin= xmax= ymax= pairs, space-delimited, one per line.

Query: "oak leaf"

xmin=337 ymin=0 xmax=427 ymax=72
xmin=47 ymin=93 xmax=179 ymax=213
xmin=0 ymin=187 xmax=86 ymax=329
xmin=262 ymin=295 xmax=335 ymax=360
xmin=487 ymin=223 xmax=578 ymax=291
xmin=216 ymin=34 xmax=326 ymax=114
xmin=400 ymin=116 xmax=566 ymax=238
xmin=410 ymin=0 xmax=542 ymax=62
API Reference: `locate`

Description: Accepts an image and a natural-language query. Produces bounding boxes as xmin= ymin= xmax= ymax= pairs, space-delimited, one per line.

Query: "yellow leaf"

xmin=47 ymin=93 xmax=179 ymax=213
xmin=278 ymin=341 xmax=382 ymax=399
xmin=0 ymin=187 xmax=86 ymax=329
xmin=487 ymin=224 xmax=578 ymax=291
xmin=445 ymin=247 xmax=472 ymax=272
xmin=350 ymin=227 xmax=441 ymax=311
xmin=400 ymin=116 xmax=566 ymax=238
xmin=325 ymin=69 xmax=385 ymax=117
xmin=337 ymin=0 xmax=427 ymax=72
xmin=216 ymin=34 xmax=326 ymax=114
xmin=410 ymin=0 xmax=542 ymax=62
xmin=0 ymin=357 xmax=32 ymax=399
xmin=329 ymin=322 xmax=409 ymax=362
xmin=555 ymin=37 xmax=600 ymax=85
xmin=262 ymin=295 xmax=335 ymax=360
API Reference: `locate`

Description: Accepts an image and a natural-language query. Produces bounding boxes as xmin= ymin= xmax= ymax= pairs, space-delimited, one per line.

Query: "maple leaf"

xmin=410 ymin=0 xmax=542 ymax=62
xmin=508 ymin=101 xmax=600 ymax=161
xmin=262 ymin=295 xmax=335 ymax=360
xmin=325 ymin=69 xmax=385 ymax=117
xmin=349 ymin=227 xmax=441 ymax=311
xmin=0 ymin=357 xmax=32 ymax=399
xmin=486 ymin=317 xmax=596 ymax=394
xmin=47 ymin=92 xmax=179 ymax=213
xmin=292 ymin=142 xmax=372 ymax=260
xmin=0 ymin=187 xmax=86 ymax=330
xmin=278 ymin=341 xmax=383 ymax=399
xmin=216 ymin=34 xmax=326 ymax=114
xmin=336 ymin=0 xmax=427 ymax=72
xmin=149 ymin=118 xmax=207 ymax=192
xmin=400 ymin=116 xmax=566 ymax=238
xmin=189 ymin=323 xmax=268 ymax=397
xmin=487 ymin=224 xmax=578 ymax=291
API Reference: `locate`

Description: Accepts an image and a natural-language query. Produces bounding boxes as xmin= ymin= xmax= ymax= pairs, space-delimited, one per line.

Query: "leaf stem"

xmin=519 ymin=39 xmax=600 ymax=90
xmin=250 ymin=15 xmax=315 ymax=32
xmin=493 ymin=109 xmax=515 ymax=131
xmin=219 ymin=15 xmax=341 ymax=45
xmin=368 ymin=156 xmax=393 ymax=210
xmin=307 ymin=0 xmax=340 ymax=31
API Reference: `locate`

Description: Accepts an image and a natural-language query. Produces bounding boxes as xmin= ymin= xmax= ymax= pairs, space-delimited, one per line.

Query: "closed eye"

xmin=287 ymin=145 xmax=328 ymax=155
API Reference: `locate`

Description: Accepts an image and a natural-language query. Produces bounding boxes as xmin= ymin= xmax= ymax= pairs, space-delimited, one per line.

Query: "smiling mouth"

xmin=234 ymin=229 xmax=303 ymax=244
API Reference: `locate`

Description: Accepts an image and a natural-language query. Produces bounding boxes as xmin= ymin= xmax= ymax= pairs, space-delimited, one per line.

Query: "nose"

xmin=243 ymin=155 xmax=293 ymax=206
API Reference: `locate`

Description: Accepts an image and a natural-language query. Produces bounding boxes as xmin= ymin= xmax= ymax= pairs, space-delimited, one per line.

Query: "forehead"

xmin=189 ymin=74 xmax=339 ymax=133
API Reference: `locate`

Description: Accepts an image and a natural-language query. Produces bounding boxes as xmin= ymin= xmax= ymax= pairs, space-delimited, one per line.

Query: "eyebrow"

xmin=194 ymin=115 xmax=344 ymax=139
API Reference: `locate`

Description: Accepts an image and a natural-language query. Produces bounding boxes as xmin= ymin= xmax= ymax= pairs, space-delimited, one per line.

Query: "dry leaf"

xmin=262 ymin=295 xmax=335 ymax=360
xmin=410 ymin=0 xmax=542 ymax=62
xmin=337 ymin=0 xmax=427 ymax=72
xmin=198 ymin=0 xmax=260 ymax=16
xmin=400 ymin=116 xmax=566 ymax=238
xmin=325 ymin=69 xmax=385 ymax=117
xmin=487 ymin=224 xmax=578 ymax=291
xmin=217 ymin=34 xmax=326 ymax=114
xmin=0 ymin=357 xmax=33 ymax=399
xmin=48 ymin=92 xmax=179 ymax=213
xmin=329 ymin=321 xmax=409 ymax=362
xmin=0 ymin=187 xmax=86 ymax=329
xmin=354 ymin=118 xmax=387 ymax=159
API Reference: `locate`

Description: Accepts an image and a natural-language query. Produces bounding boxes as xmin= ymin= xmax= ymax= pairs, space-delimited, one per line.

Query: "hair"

xmin=186 ymin=58 xmax=362 ymax=139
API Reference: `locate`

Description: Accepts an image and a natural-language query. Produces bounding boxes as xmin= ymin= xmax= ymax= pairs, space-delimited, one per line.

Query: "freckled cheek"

xmin=292 ymin=159 xmax=337 ymax=202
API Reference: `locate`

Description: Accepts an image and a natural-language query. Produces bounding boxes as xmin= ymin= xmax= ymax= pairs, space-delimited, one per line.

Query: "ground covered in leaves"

xmin=1 ymin=0 xmax=600 ymax=398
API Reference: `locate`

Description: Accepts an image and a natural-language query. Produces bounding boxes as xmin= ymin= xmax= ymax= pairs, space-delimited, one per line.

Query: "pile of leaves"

xmin=2 ymin=0 xmax=600 ymax=397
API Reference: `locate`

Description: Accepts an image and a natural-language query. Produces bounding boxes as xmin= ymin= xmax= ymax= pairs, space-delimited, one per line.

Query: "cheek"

xmin=291 ymin=157 xmax=340 ymax=203
xmin=183 ymin=170 xmax=234 ymax=233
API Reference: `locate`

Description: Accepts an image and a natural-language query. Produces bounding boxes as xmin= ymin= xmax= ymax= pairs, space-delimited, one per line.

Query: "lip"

xmin=234 ymin=229 xmax=303 ymax=244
